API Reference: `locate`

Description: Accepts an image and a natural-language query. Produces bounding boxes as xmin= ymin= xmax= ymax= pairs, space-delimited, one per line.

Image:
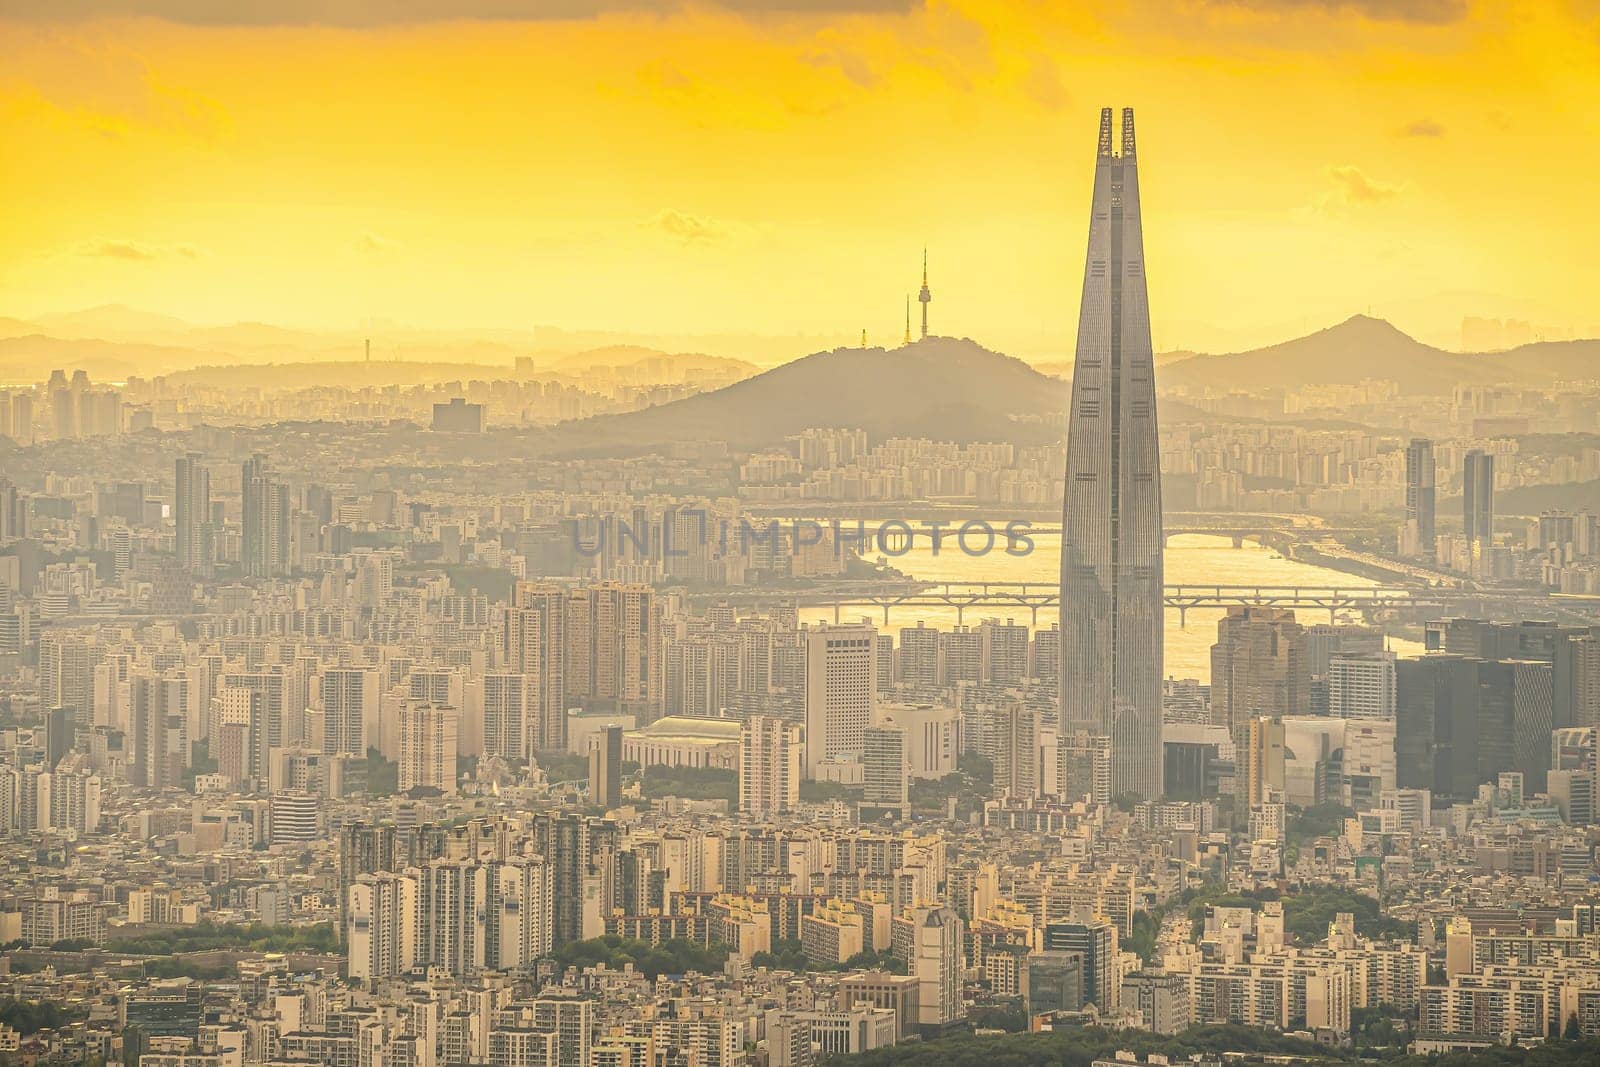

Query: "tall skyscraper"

xmin=909 ymin=906 xmax=965 ymax=1025
xmin=1464 ymin=449 xmax=1495 ymax=557
xmin=804 ymin=622 xmax=877 ymax=778
xmin=322 ymin=667 xmax=376 ymax=757
xmin=174 ymin=452 xmax=213 ymax=576
xmin=482 ymin=672 xmax=533 ymax=761
xmin=1403 ymin=438 xmax=1436 ymax=560
xmin=507 ymin=582 xmax=568 ymax=752
xmin=242 ymin=453 xmax=290 ymax=578
xmin=131 ymin=673 xmax=188 ymax=791
xmin=1209 ymin=606 xmax=1309 ymax=729
xmin=398 ymin=702 xmax=459 ymax=796
xmin=8 ymin=394 xmax=32 ymax=446
xmin=1059 ymin=107 xmax=1164 ymax=801
xmin=565 ymin=583 xmax=660 ymax=720
xmin=984 ymin=701 xmax=1039 ymax=798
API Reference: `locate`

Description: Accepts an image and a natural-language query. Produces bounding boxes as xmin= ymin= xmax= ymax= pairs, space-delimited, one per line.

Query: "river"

xmin=797 ymin=528 xmax=1423 ymax=683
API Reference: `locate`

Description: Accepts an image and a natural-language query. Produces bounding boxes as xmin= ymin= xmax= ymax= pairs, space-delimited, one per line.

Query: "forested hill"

xmin=824 ymin=1026 xmax=1600 ymax=1067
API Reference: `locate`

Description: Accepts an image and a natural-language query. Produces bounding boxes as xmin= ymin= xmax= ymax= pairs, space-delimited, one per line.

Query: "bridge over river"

xmin=689 ymin=580 xmax=1549 ymax=626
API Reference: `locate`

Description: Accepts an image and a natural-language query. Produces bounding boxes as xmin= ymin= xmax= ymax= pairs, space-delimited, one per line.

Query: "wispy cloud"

xmin=354 ymin=232 xmax=401 ymax=254
xmin=1329 ymin=165 xmax=1400 ymax=201
xmin=75 ymin=238 xmax=204 ymax=261
xmin=802 ymin=43 xmax=879 ymax=89
xmin=645 ymin=209 xmax=731 ymax=244
xmin=1022 ymin=54 xmax=1068 ymax=112
xmin=1206 ymin=0 xmax=1467 ymax=24
xmin=1398 ymin=117 xmax=1444 ymax=137
xmin=1312 ymin=165 xmax=1403 ymax=215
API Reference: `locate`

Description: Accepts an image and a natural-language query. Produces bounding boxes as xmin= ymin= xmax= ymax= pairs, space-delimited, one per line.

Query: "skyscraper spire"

xmin=918 ymin=247 xmax=932 ymax=339
xmin=1060 ymin=106 xmax=1163 ymax=802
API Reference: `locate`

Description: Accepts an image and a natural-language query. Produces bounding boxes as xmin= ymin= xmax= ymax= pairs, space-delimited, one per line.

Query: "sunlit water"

xmin=798 ymin=528 xmax=1422 ymax=683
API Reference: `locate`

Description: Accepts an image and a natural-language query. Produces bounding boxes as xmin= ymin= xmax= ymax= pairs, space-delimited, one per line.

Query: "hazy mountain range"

xmin=0 ymin=307 xmax=761 ymax=387
xmin=531 ymin=318 xmax=1597 ymax=454
xmin=0 ymin=304 xmax=821 ymax=380
xmin=3 ymin=310 xmax=1596 ymax=456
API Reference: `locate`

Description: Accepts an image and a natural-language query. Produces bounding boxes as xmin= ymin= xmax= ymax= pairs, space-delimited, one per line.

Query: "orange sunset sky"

xmin=2 ymin=1 xmax=1597 ymax=360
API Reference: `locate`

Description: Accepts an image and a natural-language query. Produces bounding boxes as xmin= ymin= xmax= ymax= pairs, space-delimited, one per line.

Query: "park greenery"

xmin=552 ymin=935 xmax=728 ymax=977
xmin=365 ymin=747 xmax=398 ymax=797
xmin=1288 ymin=802 xmax=1356 ymax=843
xmin=1284 ymin=802 xmax=1356 ymax=863
xmin=1175 ymin=884 xmax=1410 ymax=945
xmin=908 ymin=752 xmax=995 ymax=817
xmin=534 ymin=750 xmax=590 ymax=785
xmin=751 ymin=938 xmax=905 ymax=974
xmin=106 ymin=921 xmax=341 ymax=956
xmin=0 ymin=997 xmax=86 ymax=1035
xmin=800 ymin=779 xmax=861 ymax=803
xmin=640 ymin=765 xmax=738 ymax=803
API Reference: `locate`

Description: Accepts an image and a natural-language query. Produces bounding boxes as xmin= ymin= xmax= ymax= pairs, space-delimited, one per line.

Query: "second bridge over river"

xmin=703 ymin=580 xmax=1442 ymax=625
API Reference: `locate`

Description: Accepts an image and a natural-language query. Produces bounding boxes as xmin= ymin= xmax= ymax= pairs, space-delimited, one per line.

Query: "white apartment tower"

xmin=804 ymin=623 xmax=877 ymax=778
xmin=398 ymin=702 xmax=459 ymax=796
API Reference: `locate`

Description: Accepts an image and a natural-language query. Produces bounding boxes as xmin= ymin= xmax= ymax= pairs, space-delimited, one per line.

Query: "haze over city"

xmin=1 ymin=5 xmax=1599 ymax=1067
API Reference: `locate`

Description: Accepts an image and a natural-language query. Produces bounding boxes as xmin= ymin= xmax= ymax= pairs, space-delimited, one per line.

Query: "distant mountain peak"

xmin=1156 ymin=312 xmax=1599 ymax=395
xmin=1328 ymin=313 xmax=1412 ymax=338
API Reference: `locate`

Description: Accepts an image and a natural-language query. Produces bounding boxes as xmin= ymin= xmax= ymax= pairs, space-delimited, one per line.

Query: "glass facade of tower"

xmin=1060 ymin=107 xmax=1164 ymax=800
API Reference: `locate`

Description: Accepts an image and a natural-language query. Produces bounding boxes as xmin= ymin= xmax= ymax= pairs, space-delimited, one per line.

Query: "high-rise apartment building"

xmin=861 ymin=722 xmax=909 ymax=810
xmin=507 ymin=582 xmax=568 ymax=752
xmin=898 ymin=622 xmax=939 ymax=687
xmin=398 ymin=702 xmax=459 ymax=796
xmin=979 ymin=619 xmax=1030 ymax=686
xmin=984 ymin=701 xmax=1039 ymax=799
xmin=481 ymin=672 xmax=533 ymax=761
xmin=739 ymin=715 xmax=802 ymax=816
xmin=322 ymin=668 xmax=376 ymax=757
xmin=347 ymin=871 xmax=419 ymax=981
xmin=566 ymin=583 xmax=660 ymax=719
xmin=1060 ymin=108 xmax=1164 ymax=800
xmin=1057 ymin=729 xmax=1112 ymax=804
xmin=39 ymin=630 xmax=96 ymax=727
xmin=242 ymin=453 xmax=290 ymax=578
xmin=131 ymin=673 xmax=188 ymax=791
xmin=174 ymin=452 xmax=213 ymax=576
xmin=908 ymin=906 xmax=965 ymax=1025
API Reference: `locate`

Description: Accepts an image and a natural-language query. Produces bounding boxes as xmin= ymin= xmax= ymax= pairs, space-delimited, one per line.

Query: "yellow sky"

xmin=2 ymin=1 xmax=1597 ymax=359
